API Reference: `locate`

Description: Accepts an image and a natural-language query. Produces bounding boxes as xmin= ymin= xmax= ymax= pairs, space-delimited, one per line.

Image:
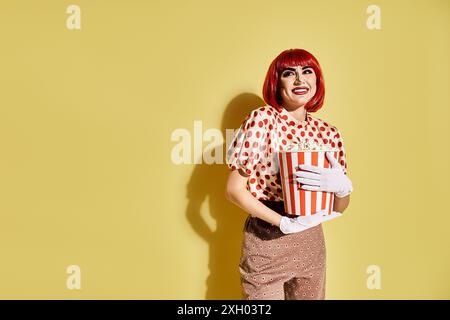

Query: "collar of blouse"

xmin=277 ymin=107 xmax=311 ymax=126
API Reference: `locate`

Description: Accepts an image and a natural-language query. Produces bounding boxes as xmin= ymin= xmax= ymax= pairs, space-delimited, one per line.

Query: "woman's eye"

xmin=282 ymin=71 xmax=294 ymax=77
xmin=303 ymin=69 xmax=313 ymax=74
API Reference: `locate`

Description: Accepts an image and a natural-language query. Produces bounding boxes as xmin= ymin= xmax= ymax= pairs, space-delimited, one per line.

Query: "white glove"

xmin=279 ymin=210 xmax=342 ymax=234
xmin=295 ymin=151 xmax=353 ymax=198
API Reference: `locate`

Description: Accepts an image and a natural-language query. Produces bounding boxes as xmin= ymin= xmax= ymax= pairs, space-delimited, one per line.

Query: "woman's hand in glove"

xmin=279 ymin=210 xmax=342 ymax=234
xmin=295 ymin=151 xmax=353 ymax=198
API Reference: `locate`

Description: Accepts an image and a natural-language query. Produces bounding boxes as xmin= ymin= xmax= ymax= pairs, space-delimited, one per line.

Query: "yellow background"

xmin=0 ymin=0 xmax=448 ymax=299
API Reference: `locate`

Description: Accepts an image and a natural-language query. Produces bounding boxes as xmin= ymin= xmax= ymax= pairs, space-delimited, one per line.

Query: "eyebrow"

xmin=281 ymin=66 xmax=312 ymax=72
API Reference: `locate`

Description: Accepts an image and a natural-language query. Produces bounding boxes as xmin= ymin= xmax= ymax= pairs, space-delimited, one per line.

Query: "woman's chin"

xmin=284 ymin=100 xmax=309 ymax=109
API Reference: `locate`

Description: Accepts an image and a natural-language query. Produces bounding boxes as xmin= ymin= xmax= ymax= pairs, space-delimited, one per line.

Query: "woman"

xmin=225 ymin=49 xmax=353 ymax=300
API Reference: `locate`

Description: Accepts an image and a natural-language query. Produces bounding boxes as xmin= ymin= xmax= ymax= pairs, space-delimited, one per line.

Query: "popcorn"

xmin=284 ymin=139 xmax=338 ymax=152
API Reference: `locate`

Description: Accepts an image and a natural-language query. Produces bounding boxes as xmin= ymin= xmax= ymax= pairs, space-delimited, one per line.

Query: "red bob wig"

xmin=262 ymin=49 xmax=325 ymax=113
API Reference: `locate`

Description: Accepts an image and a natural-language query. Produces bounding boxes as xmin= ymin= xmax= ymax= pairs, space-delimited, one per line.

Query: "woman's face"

xmin=278 ymin=65 xmax=317 ymax=108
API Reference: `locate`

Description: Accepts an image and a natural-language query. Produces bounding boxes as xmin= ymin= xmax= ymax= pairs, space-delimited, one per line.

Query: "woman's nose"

xmin=294 ymin=76 xmax=303 ymax=85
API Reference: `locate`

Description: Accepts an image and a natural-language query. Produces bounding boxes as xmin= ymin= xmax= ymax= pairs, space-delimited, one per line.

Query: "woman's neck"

xmin=284 ymin=105 xmax=307 ymax=122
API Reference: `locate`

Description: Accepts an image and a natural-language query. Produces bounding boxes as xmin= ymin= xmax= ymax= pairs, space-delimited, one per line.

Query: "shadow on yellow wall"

xmin=186 ymin=93 xmax=266 ymax=299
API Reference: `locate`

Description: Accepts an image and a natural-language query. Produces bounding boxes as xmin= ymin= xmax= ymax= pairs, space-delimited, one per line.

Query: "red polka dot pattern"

xmin=226 ymin=106 xmax=348 ymax=200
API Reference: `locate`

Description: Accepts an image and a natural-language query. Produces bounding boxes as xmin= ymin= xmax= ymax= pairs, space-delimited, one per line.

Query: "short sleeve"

xmin=226 ymin=109 xmax=270 ymax=175
xmin=335 ymin=129 xmax=348 ymax=175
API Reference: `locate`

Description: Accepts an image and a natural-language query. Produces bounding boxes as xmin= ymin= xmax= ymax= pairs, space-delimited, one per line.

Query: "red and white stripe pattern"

xmin=278 ymin=150 xmax=338 ymax=216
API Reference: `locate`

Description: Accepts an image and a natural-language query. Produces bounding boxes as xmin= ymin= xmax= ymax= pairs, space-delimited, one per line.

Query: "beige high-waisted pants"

xmin=239 ymin=200 xmax=326 ymax=300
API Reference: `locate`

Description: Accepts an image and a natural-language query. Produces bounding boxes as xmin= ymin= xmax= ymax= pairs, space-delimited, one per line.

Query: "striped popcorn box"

xmin=277 ymin=150 xmax=339 ymax=216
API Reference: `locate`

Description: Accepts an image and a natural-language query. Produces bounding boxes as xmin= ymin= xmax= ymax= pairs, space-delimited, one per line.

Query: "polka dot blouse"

xmin=226 ymin=105 xmax=348 ymax=201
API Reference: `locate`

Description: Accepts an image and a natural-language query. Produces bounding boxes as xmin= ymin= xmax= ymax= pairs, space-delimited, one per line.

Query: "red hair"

xmin=262 ymin=49 xmax=325 ymax=112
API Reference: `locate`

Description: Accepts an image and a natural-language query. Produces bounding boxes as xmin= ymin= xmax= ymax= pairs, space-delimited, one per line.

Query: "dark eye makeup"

xmin=281 ymin=67 xmax=313 ymax=77
xmin=281 ymin=70 xmax=295 ymax=77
